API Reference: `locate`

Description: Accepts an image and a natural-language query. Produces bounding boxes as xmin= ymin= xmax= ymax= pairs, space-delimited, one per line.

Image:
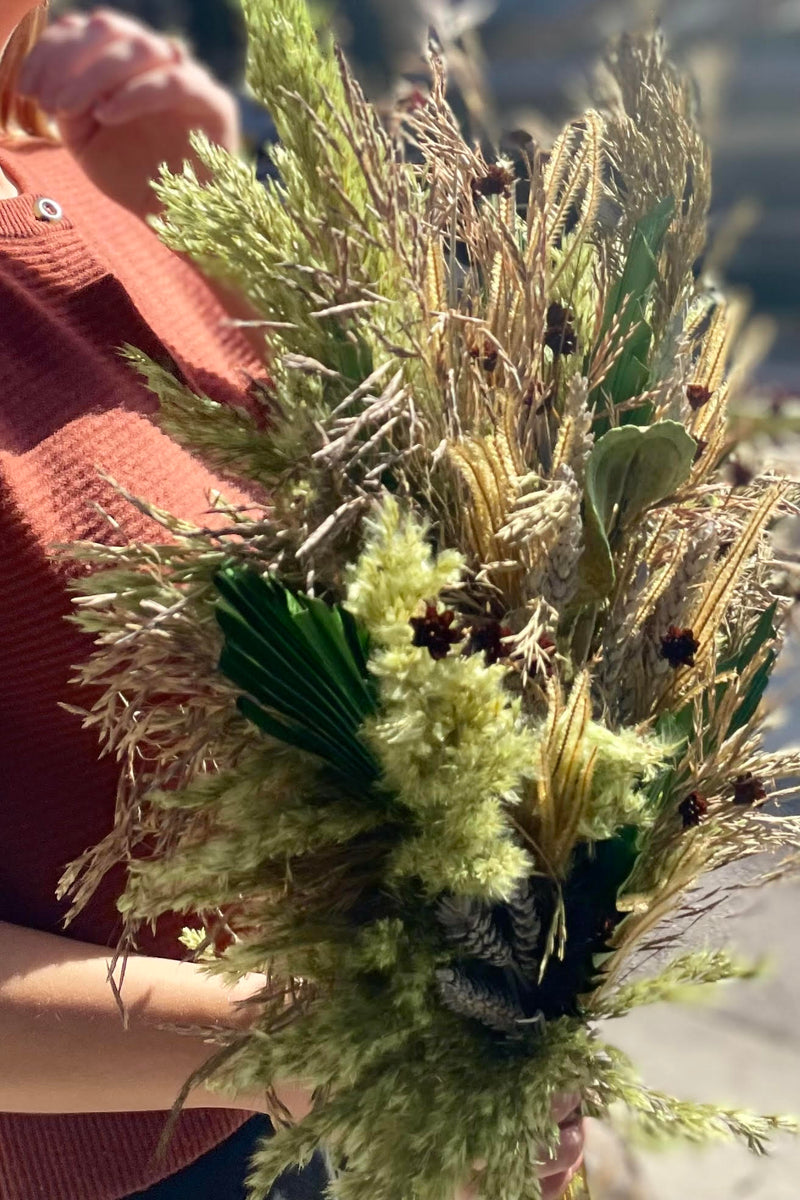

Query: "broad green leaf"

xmin=214 ymin=567 xmax=380 ymax=783
xmin=722 ymin=602 xmax=779 ymax=737
xmin=216 ymin=590 xmax=367 ymax=734
xmin=592 ymin=196 xmax=675 ymax=423
xmin=576 ymin=421 xmax=696 ymax=604
xmin=728 ymin=651 xmax=776 ymax=737
xmin=601 ymin=197 xmax=676 ymax=340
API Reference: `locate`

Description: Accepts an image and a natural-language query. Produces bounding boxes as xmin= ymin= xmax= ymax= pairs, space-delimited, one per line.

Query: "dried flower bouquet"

xmin=59 ymin=3 xmax=800 ymax=1198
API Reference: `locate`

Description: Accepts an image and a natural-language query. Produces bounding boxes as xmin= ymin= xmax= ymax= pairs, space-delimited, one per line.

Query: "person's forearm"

xmin=0 ymin=920 xmax=308 ymax=1116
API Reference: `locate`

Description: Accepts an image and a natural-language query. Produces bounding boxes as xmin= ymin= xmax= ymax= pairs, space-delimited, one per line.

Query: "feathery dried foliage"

xmin=58 ymin=5 xmax=800 ymax=1199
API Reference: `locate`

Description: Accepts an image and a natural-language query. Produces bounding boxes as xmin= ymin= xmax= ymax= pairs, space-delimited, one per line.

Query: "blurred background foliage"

xmin=59 ymin=0 xmax=800 ymax=387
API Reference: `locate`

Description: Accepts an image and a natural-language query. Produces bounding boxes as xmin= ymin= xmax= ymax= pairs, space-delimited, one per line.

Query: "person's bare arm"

xmin=0 ymin=920 xmax=311 ymax=1117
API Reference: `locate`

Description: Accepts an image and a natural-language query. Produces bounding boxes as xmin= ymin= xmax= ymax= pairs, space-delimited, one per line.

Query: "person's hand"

xmin=19 ymin=7 xmax=240 ymax=220
xmin=456 ymin=1093 xmax=584 ymax=1200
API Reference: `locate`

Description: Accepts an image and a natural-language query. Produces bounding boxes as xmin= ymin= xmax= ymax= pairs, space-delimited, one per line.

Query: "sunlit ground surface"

xmin=588 ymin=635 xmax=800 ymax=1197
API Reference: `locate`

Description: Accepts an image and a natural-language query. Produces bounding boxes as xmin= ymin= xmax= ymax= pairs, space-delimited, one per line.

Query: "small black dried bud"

xmin=731 ymin=773 xmax=767 ymax=806
xmin=660 ymin=625 xmax=699 ymax=669
xmin=544 ymin=302 xmax=578 ymax=357
xmin=686 ymin=383 xmax=712 ymax=411
xmin=471 ymin=163 xmax=515 ymax=203
xmin=410 ymin=605 xmax=463 ymax=660
xmin=466 ymin=620 xmax=512 ymax=666
xmin=679 ymin=791 xmax=709 ymax=828
xmin=598 ymin=914 xmax=618 ymax=944
xmin=729 ymin=460 xmax=754 ymax=488
xmin=468 ymin=338 xmax=499 ymax=373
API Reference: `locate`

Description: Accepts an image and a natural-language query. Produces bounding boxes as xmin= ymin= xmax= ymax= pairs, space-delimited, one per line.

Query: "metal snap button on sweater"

xmin=33 ymin=196 xmax=63 ymax=222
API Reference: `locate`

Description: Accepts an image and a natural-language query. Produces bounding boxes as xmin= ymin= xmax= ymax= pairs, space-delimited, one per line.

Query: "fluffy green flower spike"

xmin=346 ymin=497 xmax=464 ymax=642
xmin=348 ymin=498 xmax=534 ymax=898
xmin=579 ymin=723 xmax=667 ymax=842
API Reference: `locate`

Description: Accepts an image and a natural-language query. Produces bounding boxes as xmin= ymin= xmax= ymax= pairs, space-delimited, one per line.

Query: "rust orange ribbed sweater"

xmin=0 ymin=135 xmax=263 ymax=1200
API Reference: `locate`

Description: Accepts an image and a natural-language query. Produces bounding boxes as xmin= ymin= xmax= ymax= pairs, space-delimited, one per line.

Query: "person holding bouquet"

xmin=0 ymin=5 xmax=585 ymax=1197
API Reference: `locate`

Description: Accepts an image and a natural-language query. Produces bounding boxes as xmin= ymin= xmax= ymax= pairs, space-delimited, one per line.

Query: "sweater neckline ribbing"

xmin=0 ymin=138 xmax=75 ymax=239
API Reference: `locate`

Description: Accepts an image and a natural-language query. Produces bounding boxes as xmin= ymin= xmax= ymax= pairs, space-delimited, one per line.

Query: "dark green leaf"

xmin=719 ymin=602 xmax=778 ymax=676
xmin=728 ymin=650 xmax=777 ymax=738
xmin=592 ymin=196 xmax=675 ymax=423
xmin=214 ymin=567 xmax=380 ymax=782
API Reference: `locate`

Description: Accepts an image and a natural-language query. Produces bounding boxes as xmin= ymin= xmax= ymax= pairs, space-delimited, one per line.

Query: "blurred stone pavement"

xmin=585 ymin=636 xmax=800 ymax=1199
xmin=585 ymin=876 xmax=800 ymax=1199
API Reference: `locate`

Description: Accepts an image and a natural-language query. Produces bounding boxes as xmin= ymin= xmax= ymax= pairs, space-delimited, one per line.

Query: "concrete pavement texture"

xmin=585 ymin=877 xmax=800 ymax=1199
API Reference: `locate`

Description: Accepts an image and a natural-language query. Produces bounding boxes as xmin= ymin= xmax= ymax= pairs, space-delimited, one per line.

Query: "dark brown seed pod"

xmin=410 ymin=605 xmax=463 ymax=660
xmin=731 ymin=773 xmax=767 ymax=806
xmin=544 ymin=302 xmax=578 ymax=357
xmin=468 ymin=338 xmax=500 ymax=373
xmin=729 ymin=461 xmax=754 ymax=488
xmin=679 ymin=791 xmax=709 ymax=828
xmin=481 ymin=343 xmax=499 ymax=373
xmin=471 ymin=163 xmax=516 ymax=202
xmin=465 ymin=620 xmax=512 ymax=666
xmin=660 ymin=625 xmax=699 ymax=668
xmin=686 ymin=383 xmax=712 ymax=410
xmin=693 ymin=437 xmax=708 ymax=463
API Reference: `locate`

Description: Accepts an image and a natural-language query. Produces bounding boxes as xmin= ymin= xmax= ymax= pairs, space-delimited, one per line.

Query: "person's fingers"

xmin=19 ymin=8 xmax=179 ymax=110
xmin=43 ymin=35 xmax=177 ymax=117
xmin=541 ymin=1160 xmax=582 ymax=1200
xmin=92 ymin=61 xmax=237 ymax=133
xmin=537 ymin=1116 xmax=585 ymax=1179
xmin=551 ymin=1091 xmax=582 ymax=1125
xmin=19 ymin=14 xmax=105 ymax=100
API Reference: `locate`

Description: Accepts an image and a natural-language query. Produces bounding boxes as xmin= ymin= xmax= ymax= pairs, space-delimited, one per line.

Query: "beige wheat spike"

xmin=448 ymin=448 xmax=495 ymax=563
xmin=424 ymin=239 xmax=446 ymax=314
xmin=633 ymin=529 xmax=690 ymax=630
xmin=492 ymin=410 xmax=524 ymax=485
xmin=693 ymin=406 xmax=730 ymax=481
xmin=689 ymin=484 xmax=787 ymax=650
xmin=448 ymin=437 xmax=517 ymax=562
xmin=693 ymin=298 xmax=746 ymax=401
xmin=695 ymin=305 xmax=730 ymax=390
xmin=550 ymin=672 xmax=595 ymax=871
xmin=498 ymin=187 xmax=516 ymax=232
xmin=543 ymin=122 xmax=580 ymax=204
xmin=482 ymin=436 xmax=517 ymax=514
xmin=544 ymin=118 xmax=599 ymax=244
xmin=691 ymin=379 xmax=728 ymax=442
xmin=639 ymin=509 xmax=671 ymax=574
xmin=485 ymin=250 xmax=505 ymax=334
xmin=551 ymin=375 xmax=592 ymax=481
xmin=500 ymin=390 xmax=526 ymax=477
xmin=550 ymin=111 xmax=605 ymax=289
